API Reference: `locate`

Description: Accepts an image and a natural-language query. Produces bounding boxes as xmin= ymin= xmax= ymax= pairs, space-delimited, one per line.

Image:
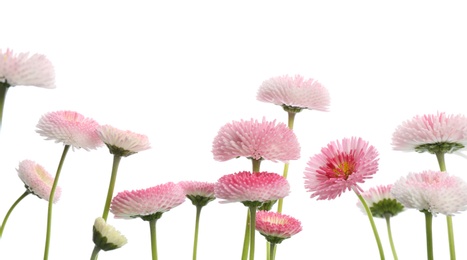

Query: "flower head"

xmin=391 ymin=112 xmax=467 ymax=154
xmin=212 ymin=117 xmax=300 ymax=163
xmin=110 ymin=182 xmax=186 ymax=220
xmin=255 ymin=210 xmax=302 ymax=244
xmin=17 ymin=159 xmax=61 ymax=203
xmin=178 ymin=181 xmax=216 ymax=207
xmin=356 ymin=185 xmax=404 ymax=218
xmin=98 ymin=125 xmax=150 ymax=157
xmin=304 ymin=137 xmax=379 ymax=200
xmin=391 ymin=170 xmax=467 ymax=216
xmin=214 ymin=171 xmax=290 ymax=204
xmin=93 ymin=217 xmax=127 ymax=251
xmin=36 ymin=110 xmax=102 ymax=150
xmin=257 ymin=74 xmax=330 ymax=113
xmin=0 ymin=48 xmax=55 ymax=88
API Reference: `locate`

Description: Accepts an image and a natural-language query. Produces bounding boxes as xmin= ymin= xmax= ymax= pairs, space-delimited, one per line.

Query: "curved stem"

xmin=102 ymin=154 xmax=122 ymax=221
xmin=356 ymin=191 xmax=385 ymax=260
xmin=384 ymin=214 xmax=398 ymax=260
xmin=0 ymin=190 xmax=30 ymax=238
xmin=424 ymin=211 xmax=434 ymax=260
xmin=90 ymin=246 xmax=100 ymax=260
xmin=248 ymin=205 xmax=257 ymax=260
xmin=0 ymin=83 xmax=9 ymax=132
xmin=149 ymin=219 xmax=158 ymax=260
xmin=241 ymin=209 xmax=250 ymax=260
xmin=44 ymin=144 xmax=70 ymax=260
xmin=192 ymin=205 xmax=203 ymax=260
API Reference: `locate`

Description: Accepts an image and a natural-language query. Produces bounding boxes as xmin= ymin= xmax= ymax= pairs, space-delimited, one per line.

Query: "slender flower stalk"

xmin=0 ymin=190 xmax=30 ymax=238
xmin=102 ymin=155 xmax=122 ymax=221
xmin=424 ymin=211 xmax=434 ymax=260
xmin=356 ymin=191 xmax=385 ymax=260
xmin=384 ymin=214 xmax=398 ymax=260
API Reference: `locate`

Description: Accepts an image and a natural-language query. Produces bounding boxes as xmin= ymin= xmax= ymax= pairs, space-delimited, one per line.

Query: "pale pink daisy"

xmin=392 ymin=112 xmax=467 ymax=154
xmin=17 ymin=159 xmax=61 ymax=203
xmin=356 ymin=185 xmax=404 ymax=218
xmin=97 ymin=125 xmax=150 ymax=157
xmin=255 ymin=210 xmax=302 ymax=244
xmin=0 ymin=48 xmax=55 ymax=88
xmin=178 ymin=181 xmax=216 ymax=206
xmin=92 ymin=217 xmax=127 ymax=251
xmin=214 ymin=171 xmax=290 ymax=204
xmin=212 ymin=117 xmax=300 ymax=163
xmin=391 ymin=170 xmax=467 ymax=216
xmin=304 ymin=137 xmax=379 ymax=200
xmin=36 ymin=110 xmax=102 ymax=150
xmin=257 ymin=74 xmax=330 ymax=112
xmin=110 ymin=182 xmax=186 ymax=219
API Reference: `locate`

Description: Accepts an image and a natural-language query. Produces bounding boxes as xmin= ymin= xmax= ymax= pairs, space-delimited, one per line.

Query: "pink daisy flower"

xmin=391 ymin=112 xmax=467 ymax=154
xmin=304 ymin=137 xmax=379 ymax=200
xmin=214 ymin=171 xmax=290 ymax=204
xmin=178 ymin=181 xmax=216 ymax=206
xmin=212 ymin=117 xmax=300 ymax=163
xmin=356 ymin=185 xmax=404 ymax=218
xmin=36 ymin=110 xmax=103 ymax=150
xmin=391 ymin=170 xmax=467 ymax=216
xmin=0 ymin=48 xmax=55 ymax=88
xmin=255 ymin=210 xmax=302 ymax=244
xmin=256 ymin=74 xmax=330 ymax=112
xmin=97 ymin=125 xmax=150 ymax=157
xmin=110 ymin=182 xmax=186 ymax=219
xmin=17 ymin=159 xmax=61 ymax=203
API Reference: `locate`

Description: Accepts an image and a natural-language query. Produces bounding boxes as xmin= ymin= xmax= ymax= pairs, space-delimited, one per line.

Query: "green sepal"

xmin=370 ymin=198 xmax=404 ymax=218
xmin=92 ymin=226 xmax=120 ymax=251
xmin=241 ymin=201 xmax=263 ymax=208
xmin=258 ymin=200 xmax=277 ymax=211
xmin=105 ymin=143 xmax=136 ymax=157
xmin=139 ymin=211 xmax=164 ymax=222
xmin=282 ymin=105 xmax=303 ymax=113
xmin=260 ymin=232 xmax=288 ymax=244
xmin=415 ymin=142 xmax=464 ymax=154
xmin=186 ymin=195 xmax=215 ymax=207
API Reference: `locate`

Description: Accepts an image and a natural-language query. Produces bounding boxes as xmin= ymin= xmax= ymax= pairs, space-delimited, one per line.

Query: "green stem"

xmin=424 ymin=211 xmax=434 ymax=260
xmin=384 ymin=214 xmax=398 ymax=260
xmin=0 ymin=190 xmax=30 ymax=238
xmin=266 ymin=242 xmax=270 ymax=260
xmin=192 ymin=205 xmax=203 ymax=260
xmin=252 ymin=159 xmax=261 ymax=173
xmin=149 ymin=219 xmax=158 ymax=260
xmin=249 ymin=205 xmax=257 ymax=260
xmin=356 ymin=191 xmax=385 ymax=260
xmin=276 ymin=163 xmax=289 ymax=213
xmin=0 ymin=82 xmax=9 ymax=132
xmin=90 ymin=246 xmax=100 ymax=260
xmin=435 ymin=152 xmax=455 ymax=259
xmin=44 ymin=144 xmax=70 ymax=260
xmin=242 ymin=209 xmax=250 ymax=260
xmin=102 ymin=154 xmax=122 ymax=221
xmin=447 ymin=215 xmax=456 ymax=260
xmin=269 ymin=243 xmax=277 ymax=260
xmin=287 ymin=111 xmax=296 ymax=130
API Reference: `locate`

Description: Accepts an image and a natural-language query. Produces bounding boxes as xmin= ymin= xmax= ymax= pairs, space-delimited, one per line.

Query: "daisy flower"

xmin=36 ymin=110 xmax=102 ymax=150
xmin=257 ymin=74 xmax=330 ymax=113
xmin=92 ymin=217 xmax=127 ymax=252
xmin=0 ymin=48 xmax=55 ymax=88
xmin=356 ymin=185 xmax=404 ymax=218
xmin=304 ymin=137 xmax=379 ymax=200
xmin=17 ymin=159 xmax=61 ymax=203
xmin=97 ymin=124 xmax=150 ymax=157
xmin=391 ymin=170 xmax=467 ymax=216
xmin=255 ymin=210 xmax=302 ymax=244
xmin=212 ymin=117 xmax=300 ymax=163
xmin=214 ymin=171 xmax=290 ymax=205
xmin=391 ymin=112 xmax=467 ymax=154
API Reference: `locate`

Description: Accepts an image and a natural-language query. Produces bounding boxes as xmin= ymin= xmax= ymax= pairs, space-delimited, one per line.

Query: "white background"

xmin=1 ymin=1 xmax=467 ymax=259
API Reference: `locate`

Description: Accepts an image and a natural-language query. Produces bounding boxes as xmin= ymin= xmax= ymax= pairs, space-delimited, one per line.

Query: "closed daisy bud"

xmin=92 ymin=217 xmax=127 ymax=251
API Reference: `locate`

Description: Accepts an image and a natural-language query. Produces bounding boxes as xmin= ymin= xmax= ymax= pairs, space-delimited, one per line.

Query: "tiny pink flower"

xmin=36 ymin=110 xmax=103 ymax=150
xmin=391 ymin=170 xmax=467 ymax=216
xmin=255 ymin=210 xmax=302 ymax=244
xmin=392 ymin=112 xmax=467 ymax=154
xmin=17 ymin=159 xmax=61 ymax=203
xmin=304 ymin=137 xmax=379 ymax=200
xmin=179 ymin=181 xmax=216 ymax=207
xmin=212 ymin=117 xmax=300 ymax=163
xmin=98 ymin=125 xmax=150 ymax=157
xmin=356 ymin=185 xmax=404 ymax=218
xmin=110 ymin=182 xmax=186 ymax=219
xmin=214 ymin=171 xmax=290 ymax=204
xmin=257 ymin=74 xmax=330 ymax=112
xmin=0 ymin=48 xmax=55 ymax=88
